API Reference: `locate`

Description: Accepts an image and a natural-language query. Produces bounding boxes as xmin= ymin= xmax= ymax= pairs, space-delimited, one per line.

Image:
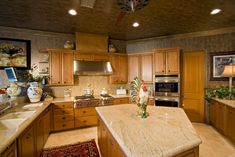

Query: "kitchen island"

xmin=96 ymin=104 xmax=202 ymax=157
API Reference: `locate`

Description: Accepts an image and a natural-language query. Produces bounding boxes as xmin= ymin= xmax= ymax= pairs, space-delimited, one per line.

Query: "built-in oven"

xmin=154 ymin=75 xmax=180 ymax=107
xmin=155 ymin=75 xmax=179 ymax=96
xmin=155 ymin=96 xmax=179 ymax=107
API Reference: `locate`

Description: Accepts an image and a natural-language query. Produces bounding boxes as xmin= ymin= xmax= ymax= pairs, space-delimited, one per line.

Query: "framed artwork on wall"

xmin=0 ymin=37 xmax=31 ymax=69
xmin=210 ymin=51 xmax=235 ymax=81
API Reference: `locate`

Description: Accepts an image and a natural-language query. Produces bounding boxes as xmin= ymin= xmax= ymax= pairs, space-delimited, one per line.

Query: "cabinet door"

xmin=119 ymin=55 xmax=128 ymax=83
xmin=43 ymin=107 xmax=51 ymax=145
xmin=215 ymin=102 xmax=225 ymax=133
xmin=141 ymin=54 xmax=153 ymax=83
xmin=98 ymin=119 xmax=108 ymax=157
xmin=128 ymin=55 xmax=140 ymax=82
xmin=36 ymin=117 xmax=44 ymax=157
xmin=227 ymin=107 xmax=235 ymax=141
xmin=109 ymin=55 xmax=120 ymax=83
xmin=154 ymin=51 xmax=165 ymax=74
xmin=62 ymin=52 xmax=74 ymax=85
xmin=49 ymin=51 xmax=61 ymax=85
xmin=209 ymin=100 xmax=216 ymax=126
xmin=18 ymin=125 xmax=35 ymax=157
xmin=108 ymin=133 xmax=125 ymax=157
xmin=1 ymin=142 xmax=15 ymax=157
xmin=166 ymin=49 xmax=179 ymax=74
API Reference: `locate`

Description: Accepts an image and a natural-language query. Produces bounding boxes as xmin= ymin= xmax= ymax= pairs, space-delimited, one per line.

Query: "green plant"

xmin=205 ymin=88 xmax=216 ymax=103
xmin=215 ymin=86 xmax=230 ymax=99
xmin=205 ymin=85 xmax=232 ymax=103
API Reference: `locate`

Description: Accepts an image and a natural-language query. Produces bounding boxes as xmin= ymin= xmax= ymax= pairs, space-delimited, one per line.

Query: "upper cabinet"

xmin=128 ymin=53 xmax=153 ymax=83
xmin=153 ymin=48 xmax=180 ymax=75
xmin=109 ymin=54 xmax=128 ymax=84
xmin=47 ymin=49 xmax=74 ymax=85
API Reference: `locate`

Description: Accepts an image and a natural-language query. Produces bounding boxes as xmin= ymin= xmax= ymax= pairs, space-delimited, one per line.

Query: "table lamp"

xmin=221 ymin=64 xmax=235 ymax=98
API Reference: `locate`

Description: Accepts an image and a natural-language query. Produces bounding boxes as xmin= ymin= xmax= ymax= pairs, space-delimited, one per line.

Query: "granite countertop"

xmin=96 ymin=104 xmax=202 ymax=157
xmin=0 ymin=100 xmax=51 ymax=155
xmin=212 ymin=98 xmax=235 ymax=108
xmin=52 ymin=97 xmax=74 ymax=103
xmin=110 ymin=94 xmax=154 ymax=99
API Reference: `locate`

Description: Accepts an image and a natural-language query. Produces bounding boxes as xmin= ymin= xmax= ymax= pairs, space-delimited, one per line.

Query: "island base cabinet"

xmin=175 ymin=146 xmax=199 ymax=157
xmin=98 ymin=118 xmax=125 ymax=157
xmin=1 ymin=142 xmax=16 ymax=157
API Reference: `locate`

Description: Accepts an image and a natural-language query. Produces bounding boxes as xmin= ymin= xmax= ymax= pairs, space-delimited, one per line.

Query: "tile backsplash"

xmin=48 ymin=76 xmax=128 ymax=97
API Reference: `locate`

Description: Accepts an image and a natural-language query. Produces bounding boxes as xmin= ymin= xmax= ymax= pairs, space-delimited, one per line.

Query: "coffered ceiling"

xmin=0 ymin=0 xmax=235 ymax=40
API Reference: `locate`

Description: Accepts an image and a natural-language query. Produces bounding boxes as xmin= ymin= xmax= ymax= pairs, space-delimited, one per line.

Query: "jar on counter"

xmin=64 ymin=88 xmax=71 ymax=98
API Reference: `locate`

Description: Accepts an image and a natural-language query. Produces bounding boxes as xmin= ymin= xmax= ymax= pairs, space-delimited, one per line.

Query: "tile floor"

xmin=44 ymin=123 xmax=235 ymax=157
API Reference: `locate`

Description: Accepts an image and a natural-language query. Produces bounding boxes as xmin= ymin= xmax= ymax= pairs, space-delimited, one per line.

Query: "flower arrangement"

xmin=130 ymin=77 xmax=149 ymax=118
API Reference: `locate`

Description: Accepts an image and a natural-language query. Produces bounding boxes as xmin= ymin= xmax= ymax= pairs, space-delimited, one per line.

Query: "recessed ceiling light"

xmin=210 ymin=9 xmax=221 ymax=15
xmin=68 ymin=9 xmax=77 ymax=16
xmin=133 ymin=22 xmax=139 ymax=27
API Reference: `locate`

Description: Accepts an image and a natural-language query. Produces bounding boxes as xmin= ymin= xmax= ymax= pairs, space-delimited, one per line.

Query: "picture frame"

xmin=0 ymin=37 xmax=31 ymax=69
xmin=210 ymin=51 xmax=235 ymax=81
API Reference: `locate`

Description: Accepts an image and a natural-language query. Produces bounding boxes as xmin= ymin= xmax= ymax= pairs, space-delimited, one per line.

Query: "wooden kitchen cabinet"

xmin=43 ymin=106 xmax=51 ymax=145
xmin=226 ymin=106 xmax=235 ymax=142
xmin=109 ymin=54 xmax=128 ymax=84
xmin=209 ymin=100 xmax=216 ymax=126
xmin=18 ymin=124 xmax=35 ymax=157
xmin=153 ymin=48 xmax=180 ymax=75
xmin=113 ymin=97 xmax=129 ymax=105
xmin=49 ymin=49 xmax=74 ymax=85
xmin=53 ymin=102 xmax=75 ymax=131
xmin=74 ymin=107 xmax=97 ymax=128
xmin=98 ymin=118 xmax=125 ymax=157
xmin=36 ymin=116 xmax=44 ymax=157
xmin=1 ymin=142 xmax=16 ymax=157
xmin=215 ymin=102 xmax=225 ymax=133
xmin=128 ymin=53 xmax=153 ymax=83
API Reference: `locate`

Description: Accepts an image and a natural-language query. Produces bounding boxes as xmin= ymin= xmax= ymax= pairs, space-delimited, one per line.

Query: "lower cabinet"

xmin=209 ymin=99 xmax=235 ymax=143
xmin=1 ymin=142 xmax=16 ymax=157
xmin=227 ymin=106 xmax=235 ymax=142
xmin=75 ymin=107 xmax=97 ymax=128
xmin=98 ymin=118 xmax=125 ymax=157
xmin=18 ymin=124 xmax=35 ymax=157
xmin=53 ymin=102 xmax=75 ymax=131
xmin=113 ymin=97 xmax=129 ymax=105
xmin=18 ymin=106 xmax=52 ymax=157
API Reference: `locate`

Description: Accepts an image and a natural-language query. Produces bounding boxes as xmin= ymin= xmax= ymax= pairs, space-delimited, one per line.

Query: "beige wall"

xmin=126 ymin=28 xmax=235 ymax=88
xmin=0 ymin=26 xmax=127 ymax=98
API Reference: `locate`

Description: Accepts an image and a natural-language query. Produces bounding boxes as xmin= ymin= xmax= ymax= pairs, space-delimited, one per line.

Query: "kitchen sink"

xmin=0 ymin=118 xmax=26 ymax=130
xmin=0 ymin=111 xmax=35 ymax=120
xmin=22 ymin=102 xmax=43 ymax=110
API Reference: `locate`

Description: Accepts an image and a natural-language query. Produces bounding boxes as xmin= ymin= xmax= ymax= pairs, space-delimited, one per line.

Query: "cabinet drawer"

xmin=113 ymin=98 xmax=129 ymax=104
xmin=53 ymin=102 xmax=73 ymax=109
xmin=54 ymin=121 xmax=74 ymax=131
xmin=75 ymin=107 xmax=96 ymax=117
xmin=54 ymin=108 xmax=74 ymax=115
xmin=54 ymin=114 xmax=74 ymax=122
xmin=75 ymin=116 xmax=97 ymax=128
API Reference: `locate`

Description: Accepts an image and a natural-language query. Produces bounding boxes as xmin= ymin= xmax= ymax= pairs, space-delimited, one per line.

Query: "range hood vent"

xmin=74 ymin=60 xmax=113 ymax=75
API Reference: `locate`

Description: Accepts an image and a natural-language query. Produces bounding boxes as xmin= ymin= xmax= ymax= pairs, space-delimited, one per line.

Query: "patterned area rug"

xmin=40 ymin=139 xmax=100 ymax=157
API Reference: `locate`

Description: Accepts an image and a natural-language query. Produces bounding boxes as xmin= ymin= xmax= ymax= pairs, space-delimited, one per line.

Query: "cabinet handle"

xmin=162 ymin=70 xmax=164 ymax=72
xmin=64 ymin=81 xmax=66 ymax=84
xmin=168 ymin=70 xmax=170 ymax=72
xmin=62 ymin=124 xmax=66 ymax=127
xmin=83 ymin=120 xmax=87 ymax=123
xmin=83 ymin=111 xmax=87 ymax=113
xmin=58 ymin=81 xmax=60 ymax=83
xmin=230 ymin=111 xmax=233 ymax=114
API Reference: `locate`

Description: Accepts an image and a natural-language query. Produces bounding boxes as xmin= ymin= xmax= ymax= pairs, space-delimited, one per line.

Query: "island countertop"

xmin=96 ymin=104 xmax=202 ymax=157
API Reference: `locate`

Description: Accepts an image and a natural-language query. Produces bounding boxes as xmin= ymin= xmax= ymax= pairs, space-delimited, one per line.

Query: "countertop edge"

xmin=212 ymin=98 xmax=235 ymax=108
xmin=0 ymin=100 xmax=51 ymax=155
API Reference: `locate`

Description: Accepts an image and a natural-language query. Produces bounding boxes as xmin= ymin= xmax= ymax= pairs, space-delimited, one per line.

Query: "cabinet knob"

xmin=83 ymin=111 xmax=87 ymax=113
xmin=168 ymin=70 xmax=170 ymax=72
xmin=230 ymin=111 xmax=233 ymax=114
xmin=62 ymin=117 xmax=66 ymax=120
xmin=83 ymin=120 xmax=87 ymax=123
xmin=64 ymin=81 xmax=66 ymax=84
xmin=162 ymin=70 xmax=164 ymax=72
xmin=62 ymin=124 xmax=66 ymax=127
xmin=58 ymin=81 xmax=60 ymax=83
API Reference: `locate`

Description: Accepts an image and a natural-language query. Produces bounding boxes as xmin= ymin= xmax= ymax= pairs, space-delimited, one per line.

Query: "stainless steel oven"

xmin=155 ymin=75 xmax=179 ymax=96
xmin=154 ymin=75 xmax=180 ymax=107
xmin=155 ymin=96 xmax=179 ymax=107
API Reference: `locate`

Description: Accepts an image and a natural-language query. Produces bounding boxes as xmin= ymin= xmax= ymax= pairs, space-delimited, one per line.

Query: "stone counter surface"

xmin=212 ymin=98 xmax=235 ymax=108
xmin=96 ymin=104 xmax=202 ymax=157
xmin=0 ymin=100 xmax=51 ymax=155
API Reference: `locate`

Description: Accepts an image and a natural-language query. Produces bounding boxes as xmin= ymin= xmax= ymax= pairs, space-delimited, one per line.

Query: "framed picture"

xmin=0 ymin=37 xmax=31 ymax=69
xmin=210 ymin=51 xmax=235 ymax=81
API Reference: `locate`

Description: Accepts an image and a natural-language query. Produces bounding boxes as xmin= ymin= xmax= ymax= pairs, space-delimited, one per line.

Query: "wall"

xmin=0 ymin=26 xmax=127 ymax=98
xmin=126 ymin=27 xmax=235 ymax=88
xmin=0 ymin=26 xmax=75 ymax=87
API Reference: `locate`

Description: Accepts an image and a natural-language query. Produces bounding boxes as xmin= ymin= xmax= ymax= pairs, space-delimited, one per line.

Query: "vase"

xmin=27 ymin=82 xmax=43 ymax=102
xmin=7 ymin=82 xmax=21 ymax=99
xmin=136 ymin=103 xmax=149 ymax=118
xmin=64 ymin=41 xmax=74 ymax=49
